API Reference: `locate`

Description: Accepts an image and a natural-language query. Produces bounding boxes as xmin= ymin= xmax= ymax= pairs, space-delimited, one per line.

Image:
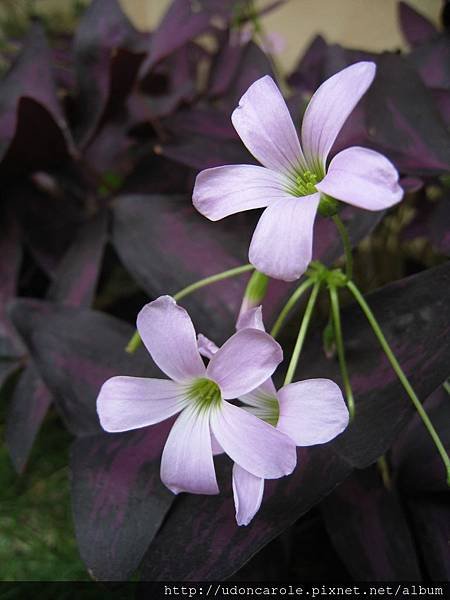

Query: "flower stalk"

xmin=270 ymin=278 xmax=315 ymax=339
xmin=329 ymin=284 xmax=355 ymax=419
xmin=284 ymin=281 xmax=321 ymax=386
xmin=347 ymin=280 xmax=450 ymax=486
xmin=332 ymin=214 xmax=353 ymax=281
xmin=126 ymin=264 xmax=255 ymax=353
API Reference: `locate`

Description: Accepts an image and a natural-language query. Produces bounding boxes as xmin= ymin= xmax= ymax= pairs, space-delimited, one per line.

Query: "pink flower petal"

xmin=210 ymin=401 xmax=296 ymax=478
xmin=97 ymin=376 xmax=187 ymax=433
xmin=137 ymin=296 xmax=206 ymax=383
xmin=206 ymin=329 xmax=282 ymax=399
xmin=249 ymin=193 xmax=320 ymax=281
xmin=236 ymin=306 xmax=265 ymax=331
xmin=301 ymin=62 xmax=376 ymax=171
xmin=197 ymin=333 xmax=219 ymax=360
xmin=316 ymin=146 xmax=404 ymax=210
xmin=277 ymin=379 xmax=349 ymax=446
xmin=231 ymin=75 xmax=306 ymax=175
xmin=211 ymin=432 xmax=224 ymax=455
xmin=232 ymin=463 xmax=265 ymax=526
xmin=193 ymin=164 xmax=289 ymax=221
xmin=161 ymin=405 xmax=219 ymax=495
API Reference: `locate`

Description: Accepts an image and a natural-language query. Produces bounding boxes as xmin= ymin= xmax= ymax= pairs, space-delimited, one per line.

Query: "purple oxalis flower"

xmin=96 ymin=296 xmax=296 ymax=496
xmin=198 ymin=307 xmax=349 ymax=525
xmin=193 ymin=62 xmax=404 ymax=281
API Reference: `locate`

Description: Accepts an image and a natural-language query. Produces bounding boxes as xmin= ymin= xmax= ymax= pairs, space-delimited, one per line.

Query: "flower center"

xmin=188 ymin=378 xmax=221 ymax=412
xmin=291 ymin=170 xmax=319 ymax=197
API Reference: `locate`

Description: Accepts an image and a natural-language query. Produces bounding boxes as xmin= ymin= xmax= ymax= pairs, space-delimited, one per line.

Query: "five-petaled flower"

xmin=198 ymin=307 xmax=349 ymax=525
xmin=96 ymin=296 xmax=297 ymax=496
xmin=193 ymin=62 xmax=404 ymax=281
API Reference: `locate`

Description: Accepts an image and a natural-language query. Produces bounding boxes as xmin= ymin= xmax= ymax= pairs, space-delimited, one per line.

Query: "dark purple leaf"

xmin=220 ymin=42 xmax=274 ymax=110
xmin=154 ymin=134 xmax=254 ymax=170
xmin=398 ymin=2 xmax=438 ymax=48
xmin=111 ymin=194 xmax=251 ymax=343
xmin=6 ymin=179 xmax=85 ymax=276
xmin=0 ymin=213 xmax=23 ymax=356
xmin=321 ymin=466 xmax=422 ymax=580
xmin=315 ymin=262 xmax=450 ymax=468
xmin=140 ymin=0 xmax=234 ymax=73
xmin=403 ymin=187 xmax=450 ymax=256
xmin=7 ymin=299 xmax=175 ymax=579
xmin=47 ymin=210 xmax=108 ymax=307
xmin=137 ymin=43 xmax=203 ymax=120
xmin=5 ymin=364 xmax=53 ymax=473
xmin=443 ymin=1 xmax=450 ymax=31
xmin=73 ymin=0 xmax=146 ymax=146
xmin=163 ymin=107 xmax=237 ymax=140
xmin=8 ymin=301 xmax=156 ymax=436
xmin=432 ymin=87 xmax=450 ymax=124
xmin=112 ymin=195 xmax=384 ymax=345
xmin=83 ymin=118 xmax=135 ymax=176
xmin=425 ymin=191 xmax=450 ymax=256
xmin=140 ymin=261 xmax=450 ymax=580
xmin=141 ymin=448 xmax=350 ymax=581
xmin=391 ymin=386 xmax=450 ymax=493
xmin=287 ymin=35 xmax=328 ymax=93
xmin=409 ymin=36 xmax=450 ymax=91
xmin=6 ymin=213 xmax=108 ymax=471
xmin=366 ymin=53 xmax=450 ymax=175
xmin=208 ymin=35 xmax=246 ymax=98
xmin=312 ymin=207 xmax=384 ymax=266
xmin=0 ymin=23 xmax=74 ymax=164
xmin=121 ymin=153 xmax=191 ymax=196
xmin=71 ymin=423 xmax=174 ymax=581
xmin=406 ymin=495 xmax=450 ymax=580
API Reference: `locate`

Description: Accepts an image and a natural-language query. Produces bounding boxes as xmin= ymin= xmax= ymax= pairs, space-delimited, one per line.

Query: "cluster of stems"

xmin=126 ymin=215 xmax=450 ymax=487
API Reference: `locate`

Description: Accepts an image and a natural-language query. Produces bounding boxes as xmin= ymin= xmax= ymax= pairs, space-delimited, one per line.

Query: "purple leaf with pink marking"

xmin=111 ymin=194 xmax=252 ymax=343
xmin=73 ymin=0 xmax=147 ymax=146
xmin=8 ymin=300 xmax=175 ymax=579
xmin=366 ymin=53 xmax=450 ymax=175
xmin=0 ymin=213 xmax=23 ymax=357
xmin=140 ymin=0 xmax=235 ymax=74
xmin=405 ymin=495 xmax=450 ymax=581
xmin=5 ymin=212 xmax=108 ymax=472
xmin=141 ymin=448 xmax=350 ymax=581
xmin=321 ymin=466 xmax=422 ymax=580
xmin=71 ymin=422 xmax=174 ymax=581
xmin=392 ymin=386 xmax=450 ymax=493
xmin=0 ymin=23 xmax=74 ymax=167
xmin=398 ymin=2 xmax=438 ymax=48
xmin=140 ymin=261 xmax=450 ymax=580
xmin=153 ymin=134 xmax=254 ymax=170
xmin=408 ymin=35 xmax=450 ymax=105
xmin=287 ymin=35 xmax=328 ymax=94
xmin=5 ymin=365 xmax=53 ymax=474
xmin=8 ymin=301 xmax=154 ymax=436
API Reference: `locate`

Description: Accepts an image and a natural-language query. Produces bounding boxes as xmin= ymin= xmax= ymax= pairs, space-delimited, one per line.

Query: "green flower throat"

xmin=188 ymin=378 xmax=221 ymax=412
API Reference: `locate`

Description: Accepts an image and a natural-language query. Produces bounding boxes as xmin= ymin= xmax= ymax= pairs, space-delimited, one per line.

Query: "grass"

xmin=0 ymin=379 xmax=89 ymax=581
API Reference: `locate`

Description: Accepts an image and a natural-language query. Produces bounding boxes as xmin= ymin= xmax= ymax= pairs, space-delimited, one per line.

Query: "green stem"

xmin=347 ymin=280 xmax=450 ymax=486
xmin=332 ymin=214 xmax=353 ymax=280
xmin=377 ymin=455 xmax=392 ymax=490
xmin=125 ymin=264 xmax=255 ymax=353
xmin=270 ymin=278 xmax=315 ymax=339
xmin=284 ymin=282 xmax=321 ymax=386
xmin=443 ymin=380 xmax=450 ymax=395
xmin=329 ymin=284 xmax=355 ymax=419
